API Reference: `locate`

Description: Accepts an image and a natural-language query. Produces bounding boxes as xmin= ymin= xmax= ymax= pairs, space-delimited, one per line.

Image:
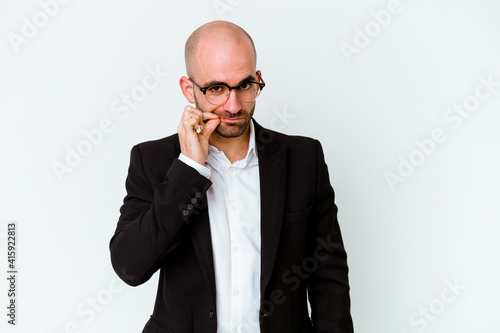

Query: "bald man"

xmin=110 ymin=21 xmax=353 ymax=333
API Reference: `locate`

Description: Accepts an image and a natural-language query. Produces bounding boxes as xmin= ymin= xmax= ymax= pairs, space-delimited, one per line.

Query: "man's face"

xmin=193 ymin=93 xmax=255 ymax=138
xmin=191 ymin=38 xmax=258 ymax=139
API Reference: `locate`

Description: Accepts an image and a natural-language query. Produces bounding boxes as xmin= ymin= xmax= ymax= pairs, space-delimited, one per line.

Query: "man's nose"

xmin=223 ymin=89 xmax=241 ymax=114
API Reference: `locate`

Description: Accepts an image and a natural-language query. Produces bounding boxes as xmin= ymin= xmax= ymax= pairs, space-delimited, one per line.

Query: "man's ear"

xmin=256 ymin=70 xmax=262 ymax=82
xmin=180 ymin=76 xmax=195 ymax=104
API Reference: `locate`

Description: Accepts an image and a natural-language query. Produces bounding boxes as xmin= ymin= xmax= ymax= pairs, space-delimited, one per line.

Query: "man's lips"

xmin=220 ymin=117 xmax=241 ymax=123
xmin=203 ymin=117 xmax=241 ymax=124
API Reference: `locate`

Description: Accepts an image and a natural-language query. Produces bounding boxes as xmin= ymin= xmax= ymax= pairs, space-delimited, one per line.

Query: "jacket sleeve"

xmin=308 ymin=140 xmax=354 ymax=333
xmin=109 ymin=144 xmax=212 ymax=286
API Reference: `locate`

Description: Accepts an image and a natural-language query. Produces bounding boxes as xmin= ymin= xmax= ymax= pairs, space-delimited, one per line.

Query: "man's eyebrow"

xmin=202 ymin=75 xmax=256 ymax=87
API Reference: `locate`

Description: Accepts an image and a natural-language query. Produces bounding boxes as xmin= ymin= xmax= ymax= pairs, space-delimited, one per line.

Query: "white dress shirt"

xmin=179 ymin=120 xmax=261 ymax=333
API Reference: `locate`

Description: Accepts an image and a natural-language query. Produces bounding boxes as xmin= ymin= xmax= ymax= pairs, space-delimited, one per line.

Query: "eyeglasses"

xmin=189 ymin=72 xmax=265 ymax=106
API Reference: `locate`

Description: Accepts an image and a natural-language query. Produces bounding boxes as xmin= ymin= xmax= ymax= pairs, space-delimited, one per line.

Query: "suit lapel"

xmin=190 ymin=208 xmax=217 ymax=307
xmin=254 ymin=121 xmax=287 ymax=299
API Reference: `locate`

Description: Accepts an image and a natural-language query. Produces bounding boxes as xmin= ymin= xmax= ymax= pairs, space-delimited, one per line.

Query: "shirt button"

xmin=234 ymin=290 xmax=240 ymax=295
xmin=228 ymin=167 xmax=233 ymax=173
xmin=230 ymin=206 xmax=236 ymax=212
xmin=233 ymin=246 xmax=239 ymax=253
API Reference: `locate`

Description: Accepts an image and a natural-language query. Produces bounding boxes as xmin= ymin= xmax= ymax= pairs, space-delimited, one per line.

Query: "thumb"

xmin=201 ymin=118 xmax=221 ymax=137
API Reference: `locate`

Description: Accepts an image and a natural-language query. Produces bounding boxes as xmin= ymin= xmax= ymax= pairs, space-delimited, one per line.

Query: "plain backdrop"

xmin=1 ymin=0 xmax=499 ymax=332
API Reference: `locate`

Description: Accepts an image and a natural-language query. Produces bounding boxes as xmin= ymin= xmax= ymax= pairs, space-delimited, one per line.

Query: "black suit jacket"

xmin=109 ymin=120 xmax=353 ymax=333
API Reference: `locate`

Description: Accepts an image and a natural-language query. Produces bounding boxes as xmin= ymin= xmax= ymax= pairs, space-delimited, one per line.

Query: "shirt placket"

xmin=225 ymin=165 xmax=243 ymax=333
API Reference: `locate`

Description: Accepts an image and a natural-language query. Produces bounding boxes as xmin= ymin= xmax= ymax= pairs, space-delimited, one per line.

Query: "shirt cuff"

xmin=178 ymin=153 xmax=211 ymax=179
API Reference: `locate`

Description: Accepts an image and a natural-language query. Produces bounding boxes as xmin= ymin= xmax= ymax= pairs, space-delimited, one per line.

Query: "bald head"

xmin=185 ymin=21 xmax=257 ymax=78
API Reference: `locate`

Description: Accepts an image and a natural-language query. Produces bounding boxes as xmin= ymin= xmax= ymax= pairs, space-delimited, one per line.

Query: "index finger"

xmin=201 ymin=112 xmax=220 ymax=122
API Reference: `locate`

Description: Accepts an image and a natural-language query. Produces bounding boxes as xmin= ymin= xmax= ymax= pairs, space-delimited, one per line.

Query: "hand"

xmin=178 ymin=105 xmax=220 ymax=165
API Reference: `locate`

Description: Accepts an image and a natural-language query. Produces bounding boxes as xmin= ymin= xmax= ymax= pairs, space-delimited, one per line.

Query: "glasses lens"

xmin=237 ymin=83 xmax=260 ymax=103
xmin=206 ymin=85 xmax=229 ymax=105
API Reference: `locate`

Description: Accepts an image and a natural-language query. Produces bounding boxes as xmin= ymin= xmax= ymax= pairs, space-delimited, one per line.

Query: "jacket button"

xmin=209 ymin=310 xmax=215 ymax=319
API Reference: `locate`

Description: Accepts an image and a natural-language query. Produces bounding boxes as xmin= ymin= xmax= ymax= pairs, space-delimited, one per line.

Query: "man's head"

xmin=180 ymin=21 xmax=262 ymax=139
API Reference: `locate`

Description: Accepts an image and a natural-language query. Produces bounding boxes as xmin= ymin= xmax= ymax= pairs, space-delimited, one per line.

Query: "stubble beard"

xmin=195 ymin=98 xmax=255 ymax=138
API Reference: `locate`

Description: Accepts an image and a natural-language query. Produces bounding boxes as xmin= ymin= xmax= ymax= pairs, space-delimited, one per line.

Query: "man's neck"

xmin=209 ymin=126 xmax=251 ymax=164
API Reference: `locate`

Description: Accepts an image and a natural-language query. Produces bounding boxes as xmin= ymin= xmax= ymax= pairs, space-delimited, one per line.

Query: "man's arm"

xmin=308 ymin=140 xmax=354 ymax=332
xmin=109 ymin=144 xmax=211 ymax=286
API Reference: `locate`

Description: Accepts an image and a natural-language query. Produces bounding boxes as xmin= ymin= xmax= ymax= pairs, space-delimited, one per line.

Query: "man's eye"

xmin=208 ymin=85 xmax=225 ymax=94
xmin=239 ymin=83 xmax=251 ymax=90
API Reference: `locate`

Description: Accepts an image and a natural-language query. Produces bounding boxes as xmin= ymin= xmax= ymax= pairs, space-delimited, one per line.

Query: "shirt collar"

xmin=207 ymin=119 xmax=258 ymax=168
xmin=248 ymin=119 xmax=257 ymax=159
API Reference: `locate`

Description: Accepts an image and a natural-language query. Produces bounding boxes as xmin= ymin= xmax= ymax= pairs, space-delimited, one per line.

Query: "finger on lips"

xmin=201 ymin=112 xmax=220 ymax=120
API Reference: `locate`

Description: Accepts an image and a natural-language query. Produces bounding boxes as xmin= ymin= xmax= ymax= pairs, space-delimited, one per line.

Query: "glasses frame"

xmin=189 ymin=72 xmax=265 ymax=105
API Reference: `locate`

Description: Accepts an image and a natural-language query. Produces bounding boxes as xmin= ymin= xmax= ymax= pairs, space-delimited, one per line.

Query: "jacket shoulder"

xmin=263 ymin=128 xmax=320 ymax=154
xmin=271 ymin=130 xmax=317 ymax=145
xmin=127 ymin=134 xmax=181 ymax=186
xmin=133 ymin=133 xmax=180 ymax=157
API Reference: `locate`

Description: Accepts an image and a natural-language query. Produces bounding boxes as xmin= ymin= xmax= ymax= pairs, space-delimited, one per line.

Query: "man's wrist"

xmin=178 ymin=153 xmax=211 ymax=179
